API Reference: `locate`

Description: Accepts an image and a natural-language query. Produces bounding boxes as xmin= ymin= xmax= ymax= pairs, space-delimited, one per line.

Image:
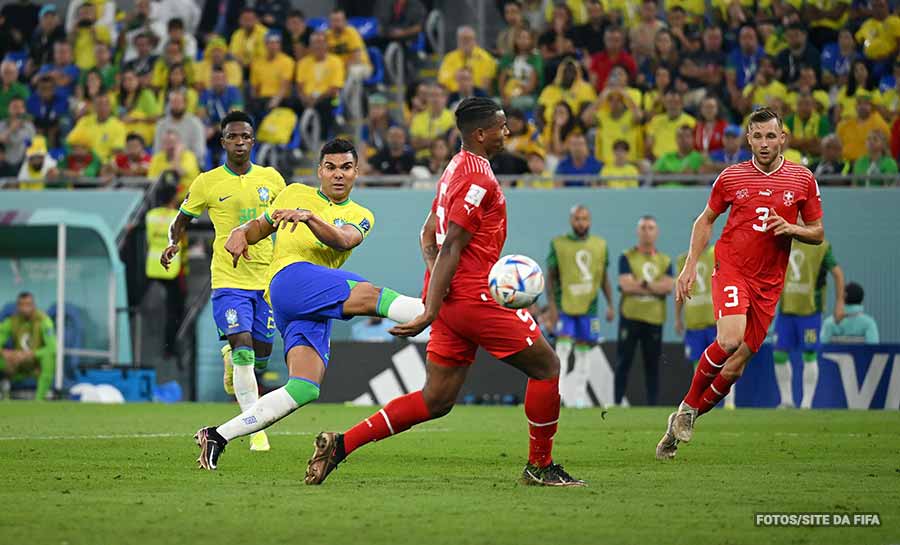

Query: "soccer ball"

xmin=488 ymin=254 xmax=544 ymax=309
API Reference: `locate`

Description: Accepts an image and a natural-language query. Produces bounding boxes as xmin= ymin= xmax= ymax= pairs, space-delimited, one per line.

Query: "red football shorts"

xmin=711 ymin=265 xmax=781 ymax=352
xmin=427 ymin=294 xmax=540 ymax=367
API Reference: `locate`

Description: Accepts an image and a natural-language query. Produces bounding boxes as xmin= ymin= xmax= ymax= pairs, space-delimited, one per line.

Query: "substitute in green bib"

xmin=616 ymin=215 xmax=674 ymax=406
xmin=0 ymin=292 xmax=56 ymax=400
xmin=773 ymin=238 xmax=844 ymax=409
xmin=145 ymin=182 xmax=186 ymax=357
xmin=675 ymin=245 xmax=735 ymax=409
xmin=545 ymin=205 xmax=614 ymax=408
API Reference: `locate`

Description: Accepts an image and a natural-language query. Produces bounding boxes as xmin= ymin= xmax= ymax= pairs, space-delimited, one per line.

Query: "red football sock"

xmin=343 ymin=390 xmax=432 ymax=456
xmin=697 ymin=373 xmax=737 ymax=415
xmin=525 ymin=376 xmax=560 ymax=468
xmin=683 ymin=341 xmax=731 ymax=409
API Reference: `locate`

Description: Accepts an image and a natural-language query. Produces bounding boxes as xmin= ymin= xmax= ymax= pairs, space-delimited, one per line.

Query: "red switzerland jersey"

xmin=425 ymin=149 xmax=507 ymax=301
xmin=709 ymin=158 xmax=823 ymax=288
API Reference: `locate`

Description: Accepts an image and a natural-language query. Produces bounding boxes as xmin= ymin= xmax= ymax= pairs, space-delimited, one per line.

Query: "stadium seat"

xmin=349 ymin=17 xmax=379 ymax=41
xmin=46 ymin=303 xmax=86 ymax=383
xmin=365 ymin=46 xmax=385 ymax=86
xmin=307 ymin=17 xmax=329 ymax=32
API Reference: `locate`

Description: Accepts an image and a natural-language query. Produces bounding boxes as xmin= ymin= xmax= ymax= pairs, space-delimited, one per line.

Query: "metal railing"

xmin=425 ymin=10 xmax=446 ymax=58
xmin=2 ymin=173 xmax=897 ymax=192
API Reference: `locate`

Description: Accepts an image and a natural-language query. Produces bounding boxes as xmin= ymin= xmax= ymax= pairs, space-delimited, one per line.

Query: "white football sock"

xmin=774 ymin=362 xmax=794 ymax=407
xmin=573 ymin=346 xmax=591 ymax=406
xmin=233 ymin=364 xmax=259 ymax=411
xmin=724 ymin=387 xmax=736 ymax=408
xmin=218 ymin=388 xmax=299 ymax=441
xmin=800 ymin=360 xmax=819 ymax=409
xmin=386 ymin=294 xmax=425 ymax=323
xmin=555 ymin=340 xmax=573 ymax=375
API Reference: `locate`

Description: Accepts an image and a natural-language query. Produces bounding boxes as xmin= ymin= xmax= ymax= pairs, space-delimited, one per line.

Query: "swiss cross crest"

xmin=783 ymin=190 xmax=795 ymax=206
xmin=736 ymin=188 xmax=749 ymax=200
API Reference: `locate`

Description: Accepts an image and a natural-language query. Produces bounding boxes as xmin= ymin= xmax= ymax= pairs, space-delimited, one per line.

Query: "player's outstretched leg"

xmin=305 ymin=361 xmax=467 ymax=485
xmin=195 ymin=345 xmax=323 ymax=470
xmin=503 ymin=336 xmax=585 ymax=487
xmin=671 ymin=315 xmax=744 ymax=443
xmin=340 ymin=281 xmax=424 ymax=323
xmin=224 ymin=333 xmax=271 ymax=452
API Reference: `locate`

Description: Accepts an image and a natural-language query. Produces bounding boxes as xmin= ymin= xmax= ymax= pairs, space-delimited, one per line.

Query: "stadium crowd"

xmin=0 ymin=0 xmax=899 ymax=192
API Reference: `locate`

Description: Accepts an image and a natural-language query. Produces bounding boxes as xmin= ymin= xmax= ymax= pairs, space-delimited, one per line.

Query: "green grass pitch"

xmin=1 ymin=402 xmax=898 ymax=545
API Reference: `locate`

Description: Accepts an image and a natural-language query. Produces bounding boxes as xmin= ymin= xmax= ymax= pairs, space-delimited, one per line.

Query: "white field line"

xmin=0 ymin=429 xmax=450 ymax=442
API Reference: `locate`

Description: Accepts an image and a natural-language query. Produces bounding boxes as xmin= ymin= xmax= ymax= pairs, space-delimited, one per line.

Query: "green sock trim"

xmin=574 ymin=344 xmax=592 ymax=352
xmin=377 ymin=287 xmax=400 ymax=317
xmin=232 ymin=347 xmax=255 ymax=366
xmin=284 ymin=377 xmax=320 ymax=406
xmin=254 ymin=356 xmax=270 ymax=370
xmin=773 ymin=351 xmax=789 ymax=364
xmin=802 ymin=351 xmax=817 ymax=363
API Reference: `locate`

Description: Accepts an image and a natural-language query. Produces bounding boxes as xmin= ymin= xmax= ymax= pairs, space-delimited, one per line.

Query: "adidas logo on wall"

xmin=350 ymin=345 xmax=426 ymax=406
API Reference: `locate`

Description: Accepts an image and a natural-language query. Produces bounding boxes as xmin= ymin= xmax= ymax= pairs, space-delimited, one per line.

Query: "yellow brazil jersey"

xmin=180 ymin=163 xmax=286 ymax=290
xmin=263 ymin=184 xmax=375 ymax=299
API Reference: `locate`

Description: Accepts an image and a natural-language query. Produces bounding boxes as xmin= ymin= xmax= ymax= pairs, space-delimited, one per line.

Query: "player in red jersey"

xmin=656 ymin=108 xmax=825 ymax=460
xmin=304 ymin=97 xmax=585 ymax=487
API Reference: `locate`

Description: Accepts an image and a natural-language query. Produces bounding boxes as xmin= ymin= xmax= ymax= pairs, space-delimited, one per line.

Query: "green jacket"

xmin=0 ymin=311 xmax=57 ymax=359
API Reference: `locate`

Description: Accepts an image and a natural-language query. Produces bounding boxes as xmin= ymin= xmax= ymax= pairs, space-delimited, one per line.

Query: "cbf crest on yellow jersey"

xmin=180 ymin=163 xmax=286 ymax=290
xmin=264 ymin=183 xmax=375 ymax=282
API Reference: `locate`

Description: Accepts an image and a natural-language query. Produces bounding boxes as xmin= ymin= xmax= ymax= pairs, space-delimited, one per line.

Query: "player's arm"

xmin=649 ymin=263 xmax=675 ymax=296
xmin=545 ymin=242 xmax=560 ymax=325
xmin=419 ymin=211 xmax=439 ymax=272
xmin=768 ymin=212 xmax=824 ymax=245
xmin=270 ymin=208 xmax=363 ymax=251
xmin=675 ymin=298 xmax=685 ymax=336
xmin=599 ymin=255 xmax=614 ymax=322
xmin=830 ymin=263 xmax=846 ymax=323
xmin=224 ymin=214 xmax=277 ymax=268
xmin=390 ymin=221 xmax=474 ymax=337
xmin=676 ymin=206 xmax=720 ymax=303
xmin=161 ymin=211 xmax=193 ymax=271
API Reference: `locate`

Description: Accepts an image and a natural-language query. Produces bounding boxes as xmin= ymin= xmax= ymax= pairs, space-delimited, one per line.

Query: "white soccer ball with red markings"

xmin=488 ymin=254 xmax=544 ymax=309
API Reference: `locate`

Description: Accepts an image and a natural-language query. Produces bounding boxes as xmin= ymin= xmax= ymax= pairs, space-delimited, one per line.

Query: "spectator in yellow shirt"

xmin=410 ymin=83 xmax=455 ymax=159
xmin=250 ymin=32 xmax=296 ymax=121
xmin=600 ymin=140 xmax=641 ymax=188
xmin=438 ymin=26 xmax=498 ymax=93
xmin=326 ymin=9 xmax=373 ymax=84
xmin=148 ymin=130 xmax=200 ymax=201
xmin=294 ymin=32 xmax=345 ymax=140
xmin=836 ymin=94 xmax=892 ymax=162
xmin=70 ymin=3 xmax=111 ymax=71
xmin=580 ymin=80 xmax=642 ymax=164
xmin=69 ymin=94 xmax=126 ymax=164
xmin=229 ymin=7 xmax=268 ymax=68
xmin=151 ymin=40 xmax=195 ymax=92
xmin=854 ymin=0 xmax=900 ymax=61
xmin=194 ymin=38 xmax=243 ymax=92
xmin=740 ymin=56 xmax=788 ymax=115
xmin=644 ymin=89 xmax=696 ymax=161
xmin=536 ymin=57 xmax=597 ymax=128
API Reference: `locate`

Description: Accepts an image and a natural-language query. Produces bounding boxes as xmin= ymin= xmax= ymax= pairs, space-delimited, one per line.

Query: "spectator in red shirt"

xmin=113 ymin=133 xmax=151 ymax=176
xmin=693 ymin=96 xmax=727 ymax=154
xmin=588 ymin=27 xmax=637 ymax=92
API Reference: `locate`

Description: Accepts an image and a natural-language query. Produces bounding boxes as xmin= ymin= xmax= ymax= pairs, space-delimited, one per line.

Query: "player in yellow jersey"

xmin=161 ymin=111 xmax=284 ymax=453
xmin=193 ymin=138 xmax=425 ymax=470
